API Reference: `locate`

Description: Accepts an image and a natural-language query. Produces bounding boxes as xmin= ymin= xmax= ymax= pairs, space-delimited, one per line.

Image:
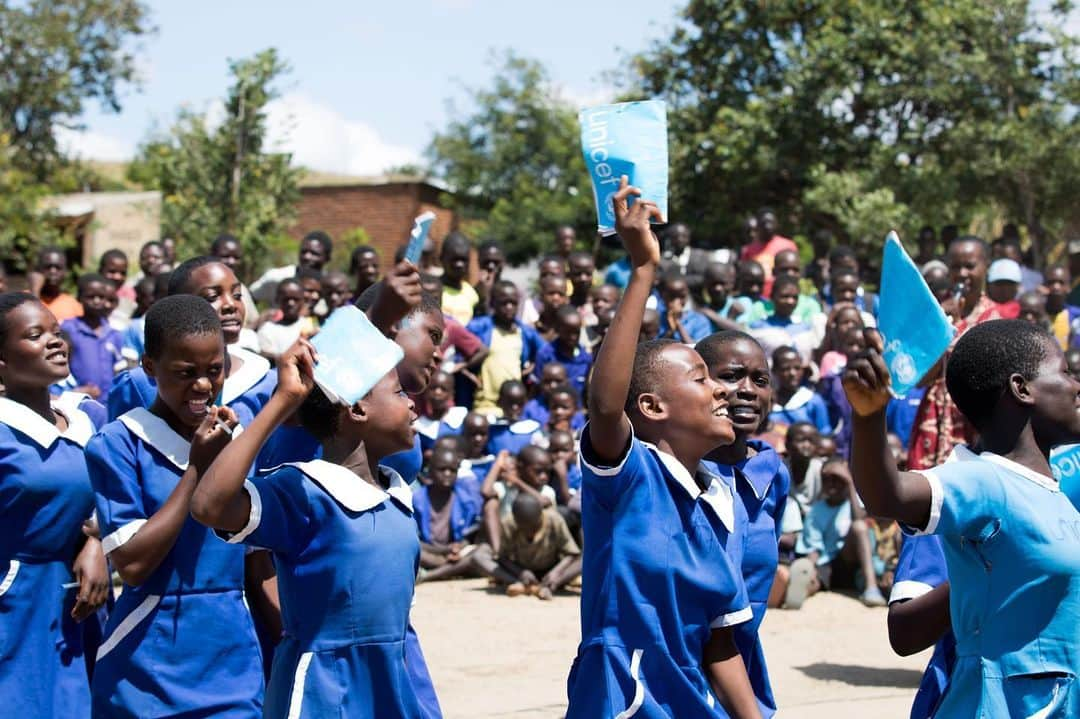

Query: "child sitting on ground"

xmin=414 ymin=369 xmax=468 ymax=453
xmin=415 ymin=446 xmax=483 ymax=582
xmin=486 ymin=380 xmax=542 ymax=455
xmin=786 ymin=457 xmax=886 ymax=608
xmin=523 ymin=363 xmax=569 ymax=424
xmin=785 ymin=422 xmax=824 ymax=513
xmin=469 ymin=493 xmax=582 ymax=600
xmin=480 ymin=445 xmax=557 ymax=557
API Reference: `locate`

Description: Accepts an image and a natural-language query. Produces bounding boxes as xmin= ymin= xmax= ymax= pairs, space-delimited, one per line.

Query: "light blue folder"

xmin=405 ymin=211 xmax=436 ymax=265
xmin=1051 ymin=443 xmax=1080 ymax=509
xmin=310 ymin=306 xmax=404 ymax=406
xmin=579 ymin=100 xmax=668 ymax=235
xmin=878 ymin=231 xmax=955 ymax=396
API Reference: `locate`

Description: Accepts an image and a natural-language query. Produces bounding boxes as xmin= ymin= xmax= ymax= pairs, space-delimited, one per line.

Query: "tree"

xmin=0 ymin=0 xmax=152 ymax=180
xmin=627 ymin=0 xmax=1080 ymax=258
xmin=427 ymin=52 xmax=596 ymax=263
xmin=128 ymin=49 xmax=302 ymax=278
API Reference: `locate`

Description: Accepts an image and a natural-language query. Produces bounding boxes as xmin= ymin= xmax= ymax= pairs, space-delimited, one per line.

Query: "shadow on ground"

xmin=795 ymin=663 xmax=924 ymax=688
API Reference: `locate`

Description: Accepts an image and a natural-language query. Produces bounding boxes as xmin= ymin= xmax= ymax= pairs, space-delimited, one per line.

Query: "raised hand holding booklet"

xmin=579 ymin=100 xmax=668 ymax=235
xmin=310 ymin=306 xmax=403 ymax=406
xmin=405 ymin=211 xmax=436 ymax=265
xmin=877 ymin=231 xmax=955 ymax=396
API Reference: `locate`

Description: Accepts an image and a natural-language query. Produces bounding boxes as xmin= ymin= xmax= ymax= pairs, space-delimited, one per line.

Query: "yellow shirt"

xmin=474 ymin=325 xmax=523 ymax=412
xmin=441 ymin=281 xmax=479 ymax=325
xmin=1053 ymin=309 xmax=1070 ymax=349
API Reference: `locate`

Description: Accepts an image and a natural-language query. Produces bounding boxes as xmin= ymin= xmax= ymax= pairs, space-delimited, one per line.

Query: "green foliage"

xmin=0 ymin=0 xmax=152 ymax=180
xmin=334 ymin=226 xmax=373 ymax=272
xmin=128 ymin=49 xmax=302 ymax=280
xmin=625 ymin=0 xmax=1080 ymax=257
xmin=427 ymin=52 xmax=596 ymax=263
xmin=0 ymin=134 xmax=64 ymax=271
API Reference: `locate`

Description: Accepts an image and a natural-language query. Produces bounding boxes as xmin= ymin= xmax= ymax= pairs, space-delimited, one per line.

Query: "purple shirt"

xmin=61 ymin=317 xmax=125 ymax=396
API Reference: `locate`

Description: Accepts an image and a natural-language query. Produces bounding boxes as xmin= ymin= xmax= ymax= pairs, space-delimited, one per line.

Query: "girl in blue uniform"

xmin=108 ymin=256 xmax=276 ymax=427
xmin=694 ymin=331 xmax=792 ymax=718
xmin=191 ymin=331 xmax=428 ymax=717
xmin=845 ymin=320 xmax=1080 ymax=716
xmin=566 ymin=178 xmax=760 ymax=719
xmin=87 ymin=295 xmax=263 ymax=718
xmin=0 ymin=293 xmax=109 ymax=718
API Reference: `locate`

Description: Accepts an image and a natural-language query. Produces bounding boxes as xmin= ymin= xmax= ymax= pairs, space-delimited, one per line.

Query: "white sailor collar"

xmin=220 ymin=346 xmax=271 ymax=406
xmin=0 ymin=396 xmax=94 ymax=449
xmin=979 ymin=451 xmax=1060 ymax=492
xmin=284 ymin=459 xmax=414 ymax=513
xmin=773 ymin=386 xmax=816 ymax=413
xmin=119 ymin=407 xmax=191 ymax=471
xmin=640 ymin=439 xmax=736 ymax=532
xmin=414 ymin=406 xmax=469 ymax=441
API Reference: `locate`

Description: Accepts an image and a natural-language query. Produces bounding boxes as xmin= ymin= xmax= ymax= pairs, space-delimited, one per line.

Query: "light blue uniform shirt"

xmin=912 ymin=447 xmax=1080 ymax=717
xmin=566 ymin=426 xmax=750 ymax=718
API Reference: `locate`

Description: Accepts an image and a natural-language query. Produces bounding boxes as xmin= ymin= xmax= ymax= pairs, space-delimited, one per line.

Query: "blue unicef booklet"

xmin=310 ymin=306 xmax=404 ymax=406
xmin=405 ymin=211 xmax=436 ymax=265
xmin=579 ymin=100 xmax=668 ymax=235
xmin=1051 ymin=444 xmax=1080 ymax=508
xmin=878 ymin=231 xmax=954 ymax=396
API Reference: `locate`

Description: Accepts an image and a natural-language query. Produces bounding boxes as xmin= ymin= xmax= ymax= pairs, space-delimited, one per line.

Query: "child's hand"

xmin=842 ymin=329 xmax=892 ymax=417
xmin=70 ymin=538 xmax=108 ymax=622
xmin=369 ymin=260 xmax=422 ymax=332
xmin=276 ymin=338 xmax=317 ymax=407
xmin=518 ymin=570 xmax=539 ymax=587
xmin=612 ymin=175 xmax=663 ymax=268
xmin=190 ymin=405 xmax=239 ymax=473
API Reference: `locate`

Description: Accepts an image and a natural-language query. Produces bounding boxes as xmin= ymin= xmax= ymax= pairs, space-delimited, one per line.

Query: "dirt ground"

xmin=412 ymin=579 xmax=931 ymax=719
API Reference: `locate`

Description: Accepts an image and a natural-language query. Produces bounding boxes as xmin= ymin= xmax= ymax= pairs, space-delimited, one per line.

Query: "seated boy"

xmin=61 ymin=273 xmax=125 ymax=399
xmin=415 ymin=446 xmax=483 ymax=582
xmin=523 ymin=363 xmax=569 ymax=423
xmin=769 ymin=346 xmax=832 ymax=435
xmin=469 ymin=493 xmax=582 ymax=600
xmin=532 ymin=304 xmax=592 ymax=397
xmin=460 ymin=411 xmax=498 ymax=486
xmin=697 ymin=261 xmax=744 ymax=333
xmin=657 ymin=272 xmax=713 ymax=343
xmin=480 ymin=445 xmax=557 ymax=556
xmin=787 ymin=457 xmax=886 ymax=608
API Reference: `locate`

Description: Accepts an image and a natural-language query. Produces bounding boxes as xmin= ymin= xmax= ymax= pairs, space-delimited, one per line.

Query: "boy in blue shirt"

xmin=533 ymin=304 xmax=592 ymax=397
xmin=565 ymin=177 xmax=758 ymax=718
xmin=658 ymin=272 xmax=714 ymax=343
xmin=415 ymin=446 xmax=482 ymax=582
xmin=61 ymin=274 xmax=124 ymax=399
xmin=769 ymin=346 xmax=831 ymax=434
xmin=845 ymin=320 xmax=1080 ymax=716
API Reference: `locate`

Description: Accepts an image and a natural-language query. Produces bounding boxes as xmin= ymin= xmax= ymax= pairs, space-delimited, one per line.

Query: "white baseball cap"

xmin=987 ymin=258 xmax=1022 ymax=284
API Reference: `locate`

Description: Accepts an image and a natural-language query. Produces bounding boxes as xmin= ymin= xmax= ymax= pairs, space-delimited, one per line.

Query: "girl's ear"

xmin=345 ymin=399 xmax=370 ymax=427
xmin=1007 ymin=372 xmax=1035 ymax=407
xmin=636 ymin=392 xmax=667 ymax=421
xmin=141 ymin=354 xmax=155 ymax=379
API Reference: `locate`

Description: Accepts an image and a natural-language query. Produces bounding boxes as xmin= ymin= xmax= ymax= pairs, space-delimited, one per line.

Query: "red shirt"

xmin=740 ymin=235 xmax=798 ymax=296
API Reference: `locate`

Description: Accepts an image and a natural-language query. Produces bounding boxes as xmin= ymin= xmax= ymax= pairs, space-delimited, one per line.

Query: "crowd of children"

xmin=5 ymin=185 xmax=1080 ymax=718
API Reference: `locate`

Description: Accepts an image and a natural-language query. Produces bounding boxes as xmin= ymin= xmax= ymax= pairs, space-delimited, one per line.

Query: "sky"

xmin=62 ymin=0 xmax=684 ymax=175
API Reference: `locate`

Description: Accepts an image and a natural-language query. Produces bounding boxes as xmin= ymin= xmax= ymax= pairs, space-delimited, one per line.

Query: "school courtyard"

xmin=413 ymin=579 xmax=930 ymax=718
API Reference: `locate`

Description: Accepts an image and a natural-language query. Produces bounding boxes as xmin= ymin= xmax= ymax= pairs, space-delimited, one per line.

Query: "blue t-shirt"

xmin=533 ymin=341 xmax=592 ymax=398
xmin=769 ymin=386 xmax=832 ymax=435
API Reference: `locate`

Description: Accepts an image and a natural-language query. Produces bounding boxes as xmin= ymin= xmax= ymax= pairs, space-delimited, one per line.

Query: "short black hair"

xmin=695 ymin=330 xmax=761 ymax=370
xmin=492 ymin=279 xmax=519 ymax=298
xmin=946 ymin=319 xmax=1053 ymax=429
xmin=568 ymin=250 xmax=594 ymax=266
xmin=144 ymin=294 xmax=222 ymax=360
xmin=76 ymin=273 xmax=110 ymax=294
xmin=772 ymin=345 xmax=800 ymax=364
xmin=948 ymin=234 xmax=989 ymax=260
xmin=210 ymin=233 xmax=239 ymax=254
xmin=296 ymin=266 xmax=323 ymax=283
xmin=499 ymin=379 xmax=526 ymax=398
xmin=140 ymin=240 xmax=164 ymax=254
xmin=302 ymin=230 xmax=333 ymax=259
xmin=36 ymin=245 xmax=65 ymax=266
xmin=440 ymin=232 xmax=470 ymax=259
xmin=167 ymin=256 xmax=220 ymax=295
xmin=0 ymin=292 xmax=41 ymax=346
xmin=625 ymin=339 xmax=680 ymax=415
xmin=277 ymin=278 xmax=303 ymax=296
xmin=549 ymin=383 xmax=580 ymax=407
xmin=828 ymin=245 xmax=857 ymax=264
xmin=349 ymin=245 xmax=379 ymax=272
xmin=477 ymin=239 xmax=503 ymax=255
xmin=771 ymin=274 xmax=800 ymax=296
xmin=554 ymin=304 xmax=580 ymax=324
xmin=298 ymin=384 xmax=339 ymax=440
xmin=830 ymin=266 xmax=859 ymax=282
xmin=98 ymin=248 xmax=128 ymax=269
xmin=511 ymin=492 xmax=543 ymax=525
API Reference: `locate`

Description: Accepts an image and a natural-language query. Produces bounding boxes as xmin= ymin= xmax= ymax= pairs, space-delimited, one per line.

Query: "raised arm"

xmin=843 ymin=330 xmax=932 ymax=527
xmin=587 ymin=176 xmax=663 ymax=462
xmin=108 ymin=405 xmax=239 ymax=586
xmin=367 ymin=261 xmax=422 ymax=337
xmin=191 ymin=341 xmax=316 ymax=532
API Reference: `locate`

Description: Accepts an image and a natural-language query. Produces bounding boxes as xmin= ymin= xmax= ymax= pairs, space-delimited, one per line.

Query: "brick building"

xmin=289 ymin=176 xmax=458 ymax=274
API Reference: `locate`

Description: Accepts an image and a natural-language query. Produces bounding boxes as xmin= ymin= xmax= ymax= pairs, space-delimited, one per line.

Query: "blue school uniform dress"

xmin=487 ymin=417 xmax=542 ymax=455
xmin=768 ymin=386 xmax=832 ymax=435
xmin=701 ymin=439 xmax=790 ymax=718
xmin=107 ymin=346 xmax=275 ymax=427
xmin=0 ymin=397 xmax=102 ymax=719
xmin=566 ymin=427 xmax=751 ymax=718
xmin=889 ymin=535 xmax=956 ymax=719
xmin=86 ymin=408 xmax=263 ymax=718
xmin=414 ymin=406 xmax=469 ymax=453
xmin=911 ymin=447 xmax=1080 ymax=717
xmin=412 ymin=480 xmax=482 ymax=544
xmin=225 ymin=460 xmax=426 ymax=718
